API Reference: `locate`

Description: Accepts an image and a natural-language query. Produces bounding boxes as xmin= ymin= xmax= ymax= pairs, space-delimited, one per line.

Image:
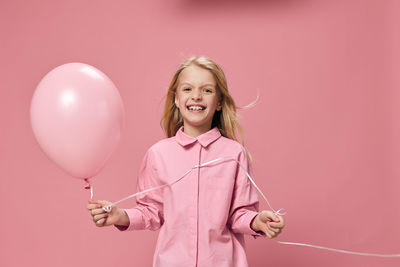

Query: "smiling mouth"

xmin=187 ymin=105 xmax=206 ymax=111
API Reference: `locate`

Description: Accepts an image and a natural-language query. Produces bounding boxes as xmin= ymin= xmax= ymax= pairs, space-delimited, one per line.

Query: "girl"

xmin=87 ymin=56 xmax=285 ymax=267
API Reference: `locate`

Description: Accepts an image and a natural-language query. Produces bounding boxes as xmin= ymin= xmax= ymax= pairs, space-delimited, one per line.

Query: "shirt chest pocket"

xmin=204 ymin=176 xmax=235 ymax=227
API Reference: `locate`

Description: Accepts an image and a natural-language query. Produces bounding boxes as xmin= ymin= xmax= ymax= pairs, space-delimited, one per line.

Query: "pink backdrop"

xmin=1 ymin=0 xmax=399 ymax=266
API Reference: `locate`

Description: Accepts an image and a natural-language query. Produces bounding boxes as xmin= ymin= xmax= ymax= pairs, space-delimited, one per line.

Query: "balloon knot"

xmin=84 ymin=178 xmax=91 ymax=189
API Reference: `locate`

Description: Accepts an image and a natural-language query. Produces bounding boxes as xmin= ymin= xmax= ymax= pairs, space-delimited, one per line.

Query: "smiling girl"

xmin=87 ymin=56 xmax=285 ymax=267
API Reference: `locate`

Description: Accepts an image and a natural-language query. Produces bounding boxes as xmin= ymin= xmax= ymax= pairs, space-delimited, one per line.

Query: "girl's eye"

xmin=183 ymin=88 xmax=191 ymax=91
xmin=204 ymin=89 xmax=213 ymax=93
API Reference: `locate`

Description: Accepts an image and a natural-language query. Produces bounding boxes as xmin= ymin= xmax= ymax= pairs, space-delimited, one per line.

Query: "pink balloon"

xmin=30 ymin=63 xmax=125 ymax=180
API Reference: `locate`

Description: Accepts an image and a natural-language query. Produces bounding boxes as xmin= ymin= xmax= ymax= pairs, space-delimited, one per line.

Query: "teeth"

xmin=188 ymin=106 xmax=204 ymax=111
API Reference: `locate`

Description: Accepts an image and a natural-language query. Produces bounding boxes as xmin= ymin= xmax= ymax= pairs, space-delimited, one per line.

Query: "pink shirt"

xmin=116 ymin=126 xmax=266 ymax=266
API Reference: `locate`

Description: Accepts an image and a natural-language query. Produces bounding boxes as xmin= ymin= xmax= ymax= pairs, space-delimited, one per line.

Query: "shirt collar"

xmin=175 ymin=126 xmax=221 ymax=148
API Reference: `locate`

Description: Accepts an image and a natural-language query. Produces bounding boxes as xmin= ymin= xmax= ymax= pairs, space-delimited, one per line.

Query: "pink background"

xmin=1 ymin=0 xmax=399 ymax=266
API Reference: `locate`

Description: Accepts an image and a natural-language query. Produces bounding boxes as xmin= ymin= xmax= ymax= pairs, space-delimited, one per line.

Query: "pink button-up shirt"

xmin=116 ymin=126 xmax=266 ymax=266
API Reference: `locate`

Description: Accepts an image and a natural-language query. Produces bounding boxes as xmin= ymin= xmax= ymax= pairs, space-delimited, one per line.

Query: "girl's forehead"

xmin=178 ymin=65 xmax=216 ymax=86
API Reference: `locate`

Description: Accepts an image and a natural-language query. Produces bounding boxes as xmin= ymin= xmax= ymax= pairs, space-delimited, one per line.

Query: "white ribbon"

xmin=87 ymin=157 xmax=400 ymax=258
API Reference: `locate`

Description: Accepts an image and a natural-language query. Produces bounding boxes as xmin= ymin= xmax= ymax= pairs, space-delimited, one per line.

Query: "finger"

xmin=87 ymin=204 xmax=102 ymax=210
xmin=272 ymin=230 xmax=281 ymax=238
xmin=262 ymin=228 xmax=271 ymax=239
xmin=268 ymin=222 xmax=280 ymax=228
xmin=269 ymin=219 xmax=285 ymax=229
xmin=264 ymin=229 xmax=275 ymax=239
xmin=91 ymin=208 xmax=106 ymax=216
xmin=94 ymin=213 xmax=108 ymax=222
xmin=260 ymin=210 xmax=279 ymax=223
xmin=96 ymin=218 xmax=106 ymax=227
xmin=275 ymin=215 xmax=284 ymax=225
xmin=266 ymin=227 xmax=276 ymax=238
xmin=267 ymin=223 xmax=281 ymax=233
xmin=268 ymin=222 xmax=281 ymax=228
xmin=258 ymin=223 xmax=274 ymax=239
xmin=272 ymin=213 xmax=281 ymax=222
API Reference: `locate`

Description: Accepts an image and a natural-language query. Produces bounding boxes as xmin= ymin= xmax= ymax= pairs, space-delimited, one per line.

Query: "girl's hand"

xmin=251 ymin=210 xmax=285 ymax=239
xmin=86 ymin=200 xmax=125 ymax=227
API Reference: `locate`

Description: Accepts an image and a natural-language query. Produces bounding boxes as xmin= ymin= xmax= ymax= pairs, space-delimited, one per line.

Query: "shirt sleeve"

xmin=114 ymin=147 xmax=164 ymax=232
xmin=227 ymin=147 xmax=266 ymax=239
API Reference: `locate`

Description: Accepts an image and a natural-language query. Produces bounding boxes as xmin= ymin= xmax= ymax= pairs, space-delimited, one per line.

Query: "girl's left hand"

xmin=251 ymin=210 xmax=285 ymax=239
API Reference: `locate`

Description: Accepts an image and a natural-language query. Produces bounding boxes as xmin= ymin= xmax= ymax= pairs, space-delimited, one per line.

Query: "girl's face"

xmin=175 ymin=64 xmax=222 ymax=136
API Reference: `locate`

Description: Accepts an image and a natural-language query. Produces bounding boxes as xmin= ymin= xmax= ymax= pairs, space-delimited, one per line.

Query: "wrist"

xmin=115 ymin=208 xmax=129 ymax=227
xmin=250 ymin=213 xmax=260 ymax=232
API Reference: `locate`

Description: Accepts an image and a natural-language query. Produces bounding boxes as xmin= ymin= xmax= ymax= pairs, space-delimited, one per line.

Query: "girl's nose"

xmin=191 ymin=89 xmax=202 ymax=100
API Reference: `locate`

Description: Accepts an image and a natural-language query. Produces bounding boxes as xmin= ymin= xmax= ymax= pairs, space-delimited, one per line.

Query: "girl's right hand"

xmin=87 ymin=200 xmax=124 ymax=227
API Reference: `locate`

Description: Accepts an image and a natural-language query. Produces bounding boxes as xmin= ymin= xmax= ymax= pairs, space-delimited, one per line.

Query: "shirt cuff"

xmin=113 ymin=208 xmax=144 ymax=232
xmin=234 ymin=210 xmax=267 ymax=238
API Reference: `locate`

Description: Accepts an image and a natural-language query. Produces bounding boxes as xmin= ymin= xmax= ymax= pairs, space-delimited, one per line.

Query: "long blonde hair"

xmin=161 ymin=56 xmax=257 ymax=161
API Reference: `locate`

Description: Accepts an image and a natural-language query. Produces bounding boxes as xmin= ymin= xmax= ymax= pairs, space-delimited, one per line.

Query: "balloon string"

xmin=273 ymin=240 xmax=400 ymax=258
xmin=84 ymin=178 xmax=93 ymax=199
xmin=102 ymin=157 xmax=284 ymax=215
xmin=100 ymin=157 xmax=400 ymax=258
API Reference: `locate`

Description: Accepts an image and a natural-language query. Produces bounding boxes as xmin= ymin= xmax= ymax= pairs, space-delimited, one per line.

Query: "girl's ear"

xmin=216 ymin=93 xmax=222 ymax=111
xmin=174 ymin=94 xmax=179 ymax=108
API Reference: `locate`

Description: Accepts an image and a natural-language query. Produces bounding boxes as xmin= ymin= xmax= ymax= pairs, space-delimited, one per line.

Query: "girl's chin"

xmin=183 ymin=118 xmax=212 ymax=127
xmin=183 ymin=110 xmax=207 ymax=117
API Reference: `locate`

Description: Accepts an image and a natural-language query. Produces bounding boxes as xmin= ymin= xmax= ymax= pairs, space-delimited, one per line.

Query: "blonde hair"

xmin=161 ymin=56 xmax=257 ymax=161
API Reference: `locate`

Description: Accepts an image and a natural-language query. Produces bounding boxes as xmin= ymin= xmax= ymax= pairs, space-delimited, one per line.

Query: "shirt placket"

xmin=189 ymin=142 xmax=202 ymax=267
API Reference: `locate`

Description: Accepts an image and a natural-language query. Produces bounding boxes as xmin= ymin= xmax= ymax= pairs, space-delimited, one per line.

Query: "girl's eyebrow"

xmin=179 ymin=82 xmax=216 ymax=88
